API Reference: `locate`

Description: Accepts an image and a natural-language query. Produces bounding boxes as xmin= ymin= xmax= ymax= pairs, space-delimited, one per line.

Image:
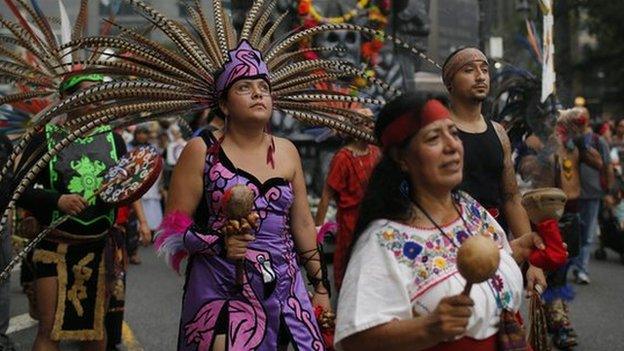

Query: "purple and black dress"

xmin=158 ymin=133 xmax=325 ymax=351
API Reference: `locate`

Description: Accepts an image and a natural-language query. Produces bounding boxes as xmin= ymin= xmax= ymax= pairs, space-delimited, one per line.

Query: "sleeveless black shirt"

xmin=457 ymin=118 xmax=504 ymax=209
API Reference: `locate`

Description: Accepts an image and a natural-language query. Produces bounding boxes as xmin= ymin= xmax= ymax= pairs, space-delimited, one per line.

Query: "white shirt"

xmin=335 ymin=192 xmax=523 ymax=347
xmin=166 ymin=138 xmax=187 ymax=166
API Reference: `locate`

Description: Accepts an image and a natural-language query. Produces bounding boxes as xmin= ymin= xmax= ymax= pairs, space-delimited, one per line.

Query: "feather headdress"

xmin=0 ymin=0 xmax=119 ymax=115
xmin=0 ymin=0 xmax=123 ymax=235
xmin=34 ymin=0 xmax=441 ymax=143
xmin=0 ymin=0 xmax=440 ymax=238
xmin=488 ymin=66 xmax=559 ymax=145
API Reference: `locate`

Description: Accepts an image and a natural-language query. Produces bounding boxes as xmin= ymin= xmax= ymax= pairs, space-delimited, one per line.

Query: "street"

xmin=6 ymin=244 xmax=624 ymax=350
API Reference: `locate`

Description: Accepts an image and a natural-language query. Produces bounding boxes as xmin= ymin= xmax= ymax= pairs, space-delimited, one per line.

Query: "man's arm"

xmin=493 ymin=122 xmax=532 ymax=239
xmin=493 ymin=122 xmax=547 ymax=295
xmin=579 ymin=146 xmax=604 ymax=170
xmin=16 ymin=133 xmax=63 ymax=213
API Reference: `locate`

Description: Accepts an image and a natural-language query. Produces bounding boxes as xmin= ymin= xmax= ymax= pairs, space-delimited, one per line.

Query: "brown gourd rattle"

xmin=456 ymin=235 xmax=501 ymax=295
xmin=221 ymin=184 xmax=260 ymax=288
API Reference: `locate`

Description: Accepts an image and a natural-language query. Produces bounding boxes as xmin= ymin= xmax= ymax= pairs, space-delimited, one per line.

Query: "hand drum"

xmin=99 ymin=145 xmax=163 ymax=206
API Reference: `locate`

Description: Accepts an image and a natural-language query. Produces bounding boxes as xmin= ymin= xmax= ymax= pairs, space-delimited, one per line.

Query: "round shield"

xmin=99 ymin=146 xmax=163 ymax=206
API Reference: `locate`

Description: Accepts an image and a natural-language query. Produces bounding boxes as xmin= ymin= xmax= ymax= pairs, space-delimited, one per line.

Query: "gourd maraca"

xmin=456 ymin=235 xmax=500 ymax=295
xmin=221 ymin=184 xmax=260 ymax=287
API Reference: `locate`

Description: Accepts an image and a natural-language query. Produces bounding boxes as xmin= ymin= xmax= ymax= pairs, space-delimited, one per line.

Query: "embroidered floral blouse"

xmin=335 ymin=192 xmax=523 ymax=346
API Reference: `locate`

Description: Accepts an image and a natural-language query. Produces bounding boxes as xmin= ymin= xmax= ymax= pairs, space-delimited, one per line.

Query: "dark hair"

xmin=207 ymin=107 xmax=225 ymax=124
xmin=348 ymin=93 xmax=428 ymax=259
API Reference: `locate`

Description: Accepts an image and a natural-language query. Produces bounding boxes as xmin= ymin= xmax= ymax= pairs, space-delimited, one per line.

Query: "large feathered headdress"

xmin=0 ymin=0 xmax=120 ymax=230
xmin=488 ymin=66 xmax=558 ymax=146
xmin=0 ymin=0 xmax=439 ymax=234
xmin=27 ymin=0 xmax=440 ymax=142
xmin=0 ymin=0 xmax=118 ymax=113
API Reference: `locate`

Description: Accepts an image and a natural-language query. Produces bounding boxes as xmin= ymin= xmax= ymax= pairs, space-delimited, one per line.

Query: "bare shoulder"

xmin=491 ymin=121 xmax=508 ymax=139
xmin=272 ymin=136 xmax=301 ymax=180
xmin=274 ymin=136 xmax=300 ymax=159
xmin=177 ymin=137 xmax=207 ymax=170
xmin=183 ymin=137 xmax=208 ymax=154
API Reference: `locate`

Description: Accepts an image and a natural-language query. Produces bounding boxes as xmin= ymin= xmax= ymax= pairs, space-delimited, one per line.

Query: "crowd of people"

xmin=0 ymin=2 xmax=621 ymax=351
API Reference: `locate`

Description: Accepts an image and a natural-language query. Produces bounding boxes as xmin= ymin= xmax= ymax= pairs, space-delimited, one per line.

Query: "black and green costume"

xmin=17 ymin=124 xmax=126 ymax=341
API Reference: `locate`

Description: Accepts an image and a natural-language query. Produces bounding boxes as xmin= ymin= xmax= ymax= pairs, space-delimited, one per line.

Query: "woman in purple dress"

xmin=155 ymin=41 xmax=331 ymax=351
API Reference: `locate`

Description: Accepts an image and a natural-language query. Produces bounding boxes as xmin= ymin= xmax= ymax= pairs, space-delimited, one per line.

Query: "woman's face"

xmin=220 ymin=78 xmax=273 ymax=124
xmin=400 ymin=118 xmax=464 ymax=192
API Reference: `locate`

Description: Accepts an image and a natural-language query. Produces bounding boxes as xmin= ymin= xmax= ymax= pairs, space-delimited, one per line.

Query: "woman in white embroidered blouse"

xmin=335 ymin=94 xmax=544 ymax=351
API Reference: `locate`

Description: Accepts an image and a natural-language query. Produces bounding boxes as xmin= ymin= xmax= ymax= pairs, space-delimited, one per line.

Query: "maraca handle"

xmin=462 ymin=282 xmax=473 ymax=296
xmin=235 ymin=259 xmax=245 ymax=288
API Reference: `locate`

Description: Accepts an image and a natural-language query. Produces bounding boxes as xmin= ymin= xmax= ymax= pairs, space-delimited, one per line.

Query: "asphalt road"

xmin=5 ymin=244 xmax=624 ymax=350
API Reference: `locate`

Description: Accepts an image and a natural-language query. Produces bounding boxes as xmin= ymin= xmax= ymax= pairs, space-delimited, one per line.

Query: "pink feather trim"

xmin=154 ymin=211 xmax=193 ymax=273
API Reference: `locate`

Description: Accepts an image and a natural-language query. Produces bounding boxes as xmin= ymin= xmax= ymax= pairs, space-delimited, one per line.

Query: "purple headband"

xmin=215 ymin=40 xmax=270 ymax=98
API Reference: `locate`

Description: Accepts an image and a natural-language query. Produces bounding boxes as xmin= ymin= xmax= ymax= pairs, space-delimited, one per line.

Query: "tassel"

xmin=529 ymin=293 xmax=551 ymax=351
xmin=206 ymin=116 xmax=225 ymax=161
xmin=317 ymin=221 xmax=337 ymax=244
xmin=266 ymin=135 xmax=275 ymax=169
xmin=264 ymin=122 xmax=275 ymax=169
xmin=541 ymin=284 xmax=575 ymax=303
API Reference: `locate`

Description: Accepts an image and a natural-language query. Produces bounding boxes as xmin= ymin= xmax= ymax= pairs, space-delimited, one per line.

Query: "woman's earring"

xmin=400 ymin=179 xmax=410 ymax=199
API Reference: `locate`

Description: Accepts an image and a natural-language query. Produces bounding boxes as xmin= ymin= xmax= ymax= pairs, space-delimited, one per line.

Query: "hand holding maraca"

xmin=223 ymin=213 xmax=259 ymax=261
xmin=220 ymin=184 xmax=259 ymax=287
xmin=419 ymin=235 xmax=499 ymax=343
xmin=426 ymin=294 xmax=474 ymax=343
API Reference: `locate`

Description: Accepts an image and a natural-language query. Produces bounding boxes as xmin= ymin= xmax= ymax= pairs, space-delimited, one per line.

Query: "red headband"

xmin=380 ymin=99 xmax=450 ymax=150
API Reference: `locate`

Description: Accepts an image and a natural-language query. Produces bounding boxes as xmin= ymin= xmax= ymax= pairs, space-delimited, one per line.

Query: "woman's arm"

xmin=165 ymin=138 xmax=205 ymax=216
xmin=285 ymin=142 xmax=331 ymax=309
xmin=157 ymin=138 xmax=223 ymax=264
xmin=131 ymin=200 xmax=151 ymax=245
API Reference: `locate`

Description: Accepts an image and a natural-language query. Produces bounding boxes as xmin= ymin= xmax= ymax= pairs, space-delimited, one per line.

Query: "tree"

xmin=554 ymin=0 xmax=574 ymax=106
xmin=575 ymin=1 xmax=624 ymax=109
